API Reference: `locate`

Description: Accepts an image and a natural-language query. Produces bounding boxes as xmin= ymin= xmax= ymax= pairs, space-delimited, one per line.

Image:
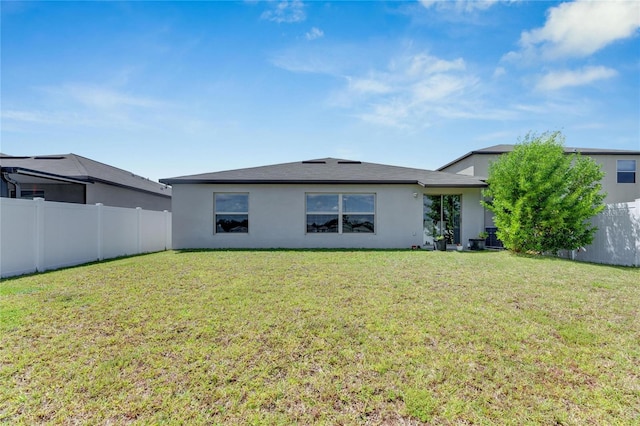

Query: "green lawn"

xmin=1 ymin=250 xmax=639 ymax=424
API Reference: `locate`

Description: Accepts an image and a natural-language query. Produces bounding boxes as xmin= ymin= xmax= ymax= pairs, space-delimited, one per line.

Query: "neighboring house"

xmin=160 ymin=158 xmax=487 ymax=249
xmin=1 ymin=154 xmax=171 ymax=211
xmin=437 ymin=145 xmax=640 ymax=204
xmin=438 ymin=145 xmax=640 ymax=248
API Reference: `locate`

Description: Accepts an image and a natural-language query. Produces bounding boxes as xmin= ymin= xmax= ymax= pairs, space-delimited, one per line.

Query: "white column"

xmin=96 ymin=203 xmax=104 ymax=261
xmin=164 ymin=210 xmax=170 ymax=250
xmin=136 ymin=207 xmax=142 ymax=254
xmin=634 ymin=199 xmax=640 ymax=268
xmin=34 ymin=198 xmax=45 ymax=272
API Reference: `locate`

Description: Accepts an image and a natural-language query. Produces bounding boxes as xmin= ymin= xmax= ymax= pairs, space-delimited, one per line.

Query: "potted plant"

xmin=435 ymin=235 xmax=447 ymax=251
xmin=469 ymin=231 xmax=488 ymax=250
xmin=456 ymin=243 xmax=463 ymax=252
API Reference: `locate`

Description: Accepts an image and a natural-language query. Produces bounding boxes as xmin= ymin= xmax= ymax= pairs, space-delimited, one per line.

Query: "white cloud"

xmin=518 ymin=0 xmax=640 ymax=60
xmin=305 ymin=27 xmax=324 ymax=40
xmin=536 ymin=66 xmax=618 ymax=91
xmin=404 ymin=53 xmax=465 ymax=76
xmin=272 ymin=44 xmax=527 ymax=128
xmin=53 ymin=84 xmax=164 ymax=109
xmin=420 ymin=0 xmax=502 ymax=13
xmin=411 ymin=74 xmax=469 ymax=102
xmin=337 ymin=53 xmax=479 ymax=127
xmin=270 ymin=50 xmax=340 ymax=74
xmin=1 ymin=109 xmax=57 ymax=124
xmin=347 ymin=77 xmax=392 ymax=95
xmin=261 ymin=1 xmax=306 ymax=24
xmin=2 ymin=84 xmax=169 ymax=133
xmin=493 ymin=67 xmax=506 ymax=78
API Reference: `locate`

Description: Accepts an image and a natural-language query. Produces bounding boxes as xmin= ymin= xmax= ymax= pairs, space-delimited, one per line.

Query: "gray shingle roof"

xmin=0 ymin=154 xmax=171 ymax=197
xmin=160 ymin=158 xmax=487 ymax=187
xmin=475 ymin=144 xmax=640 ymax=155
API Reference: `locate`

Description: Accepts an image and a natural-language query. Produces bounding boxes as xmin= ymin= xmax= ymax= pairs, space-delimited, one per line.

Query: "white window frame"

xmin=305 ymin=193 xmax=375 ymax=234
xmin=214 ymin=192 xmax=249 ymax=234
xmin=617 ymin=159 xmax=636 ymax=184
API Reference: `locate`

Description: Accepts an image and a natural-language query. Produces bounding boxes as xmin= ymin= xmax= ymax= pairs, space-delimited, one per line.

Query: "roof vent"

xmin=337 ymin=160 xmax=361 ymax=164
xmin=302 ymin=160 xmax=326 ymax=164
xmin=34 ymin=156 xmax=65 ymax=160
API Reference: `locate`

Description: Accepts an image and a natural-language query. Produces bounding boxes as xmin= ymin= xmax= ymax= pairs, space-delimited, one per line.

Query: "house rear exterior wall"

xmin=171 ymin=183 xmax=485 ymax=249
xmin=87 ymin=182 xmax=171 ymax=211
xmin=595 ymin=155 xmax=640 ymax=204
xmin=441 ymin=153 xmax=640 ymax=204
xmin=13 ymin=182 xmax=86 ymax=203
xmin=440 ymin=156 xmax=478 ymax=177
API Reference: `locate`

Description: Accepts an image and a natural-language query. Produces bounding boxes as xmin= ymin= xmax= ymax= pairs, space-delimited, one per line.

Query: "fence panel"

xmin=561 ymin=199 xmax=640 ymax=267
xmin=43 ymin=201 xmax=100 ymax=271
xmin=140 ymin=209 xmax=170 ymax=253
xmin=1 ymin=199 xmax=171 ymax=278
xmin=0 ymin=198 xmax=38 ymax=277
xmin=102 ymin=206 xmax=139 ymax=259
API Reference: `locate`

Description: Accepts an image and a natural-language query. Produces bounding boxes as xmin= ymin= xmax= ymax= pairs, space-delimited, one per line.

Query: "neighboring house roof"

xmin=160 ymin=157 xmax=487 ymax=187
xmin=438 ymin=144 xmax=640 ymax=171
xmin=0 ymin=154 xmax=171 ymax=197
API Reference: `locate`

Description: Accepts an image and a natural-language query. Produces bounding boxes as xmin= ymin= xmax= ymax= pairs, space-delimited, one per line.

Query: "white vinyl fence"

xmin=560 ymin=198 xmax=640 ymax=267
xmin=0 ymin=198 xmax=171 ymax=278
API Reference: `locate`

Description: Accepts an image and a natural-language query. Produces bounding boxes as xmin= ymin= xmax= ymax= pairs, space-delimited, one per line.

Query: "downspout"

xmin=2 ymin=172 xmax=21 ymax=198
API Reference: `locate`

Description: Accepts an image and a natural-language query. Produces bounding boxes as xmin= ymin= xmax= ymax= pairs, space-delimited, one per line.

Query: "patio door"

xmin=423 ymin=195 xmax=461 ymax=246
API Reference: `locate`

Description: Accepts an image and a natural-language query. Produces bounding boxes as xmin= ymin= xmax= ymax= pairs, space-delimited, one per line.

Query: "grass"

xmin=1 ymin=250 xmax=639 ymax=425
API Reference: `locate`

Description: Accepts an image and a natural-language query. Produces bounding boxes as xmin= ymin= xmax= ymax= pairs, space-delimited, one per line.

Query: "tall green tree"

xmin=482 ymin=131 xmax=606 ymax=254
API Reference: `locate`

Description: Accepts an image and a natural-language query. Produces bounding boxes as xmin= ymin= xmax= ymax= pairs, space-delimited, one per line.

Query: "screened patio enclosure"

xmin=423 ymin=194 xmax=461 ymax=246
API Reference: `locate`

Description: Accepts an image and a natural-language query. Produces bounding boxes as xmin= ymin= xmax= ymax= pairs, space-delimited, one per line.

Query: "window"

xmin=423 ymin=195 xmax=461 ymax=245
xmin=342 ymin=194 xmax=375 ymax=233
xmin=306 ymin=193 xmax=375 ymax=233
xmin=214 ymin=193 xmax=248 ymax=233
xmin=10 ymin=189 xmax=45 ymax=199
xmin=20 ymin=190 xmax=45 ymax=199
xmin=617 ymin=160 xmax=636 ymax=183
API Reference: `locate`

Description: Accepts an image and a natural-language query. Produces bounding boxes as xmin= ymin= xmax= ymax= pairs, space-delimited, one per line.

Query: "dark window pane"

xmin=617 ymin=172 xmax=636 ymax=184
xmin=20 ymin=190 xmax=45 ymax=199
xmin=343 ymin=215 xmax=374 ymax=233
xmin=215 ymin=194 xmax=248 ymax=212
xmin=306 ymin=214 xmax=339 ymax=233
xmin=343 ymin=194 xmax=375 ymax=213
xmin=215 ymin=214 xmax=248 ymax=233
xmin=306 ymin=194 xmax=339 ymax=212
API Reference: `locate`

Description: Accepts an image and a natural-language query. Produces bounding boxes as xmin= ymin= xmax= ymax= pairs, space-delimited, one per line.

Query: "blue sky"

xmin=2 ymin=0 xmax=639 ymax=182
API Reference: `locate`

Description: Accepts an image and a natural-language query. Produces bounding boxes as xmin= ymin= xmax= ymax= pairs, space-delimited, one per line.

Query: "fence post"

xmin=136 ymin=207 xmax=142 ymax=254
xmin=34 ymin=198 xmax=45 ymax=272
xmin=164 ymin=210 xmax=170 ymax=250
xmin=635 ymin=199 xmax=640 ymax=268
xmin=96 ymin=203 xmax=104 ymax=261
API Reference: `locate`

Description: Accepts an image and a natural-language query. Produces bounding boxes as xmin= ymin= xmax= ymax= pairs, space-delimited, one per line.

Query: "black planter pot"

xmin=435 ymin=239 xmax=447 ymax=251
xmin=469 ymin=238 xmax=486 ymax=250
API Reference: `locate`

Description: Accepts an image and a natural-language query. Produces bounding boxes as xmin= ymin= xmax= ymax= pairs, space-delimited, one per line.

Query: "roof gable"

xmin=160 ymin=157 xmax=487 ymax=188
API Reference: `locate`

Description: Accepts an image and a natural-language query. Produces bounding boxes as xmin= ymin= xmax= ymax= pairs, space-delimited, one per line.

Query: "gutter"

xmin=2 ymin=172 xmax=21 ymax=198
xmin=159 ymin=179 xmax=487 ymax=188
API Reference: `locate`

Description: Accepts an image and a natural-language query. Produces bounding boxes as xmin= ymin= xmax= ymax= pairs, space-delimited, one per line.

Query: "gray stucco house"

xmin=1 ymin=153 xmax=172 ymax=211
xmin=438 ymin=145 xmax=640 ymax=204
xmin=437 ymin=144 xmax=640 ymax=248
xmin=160 ymin=158 xmax=487 ymax=249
